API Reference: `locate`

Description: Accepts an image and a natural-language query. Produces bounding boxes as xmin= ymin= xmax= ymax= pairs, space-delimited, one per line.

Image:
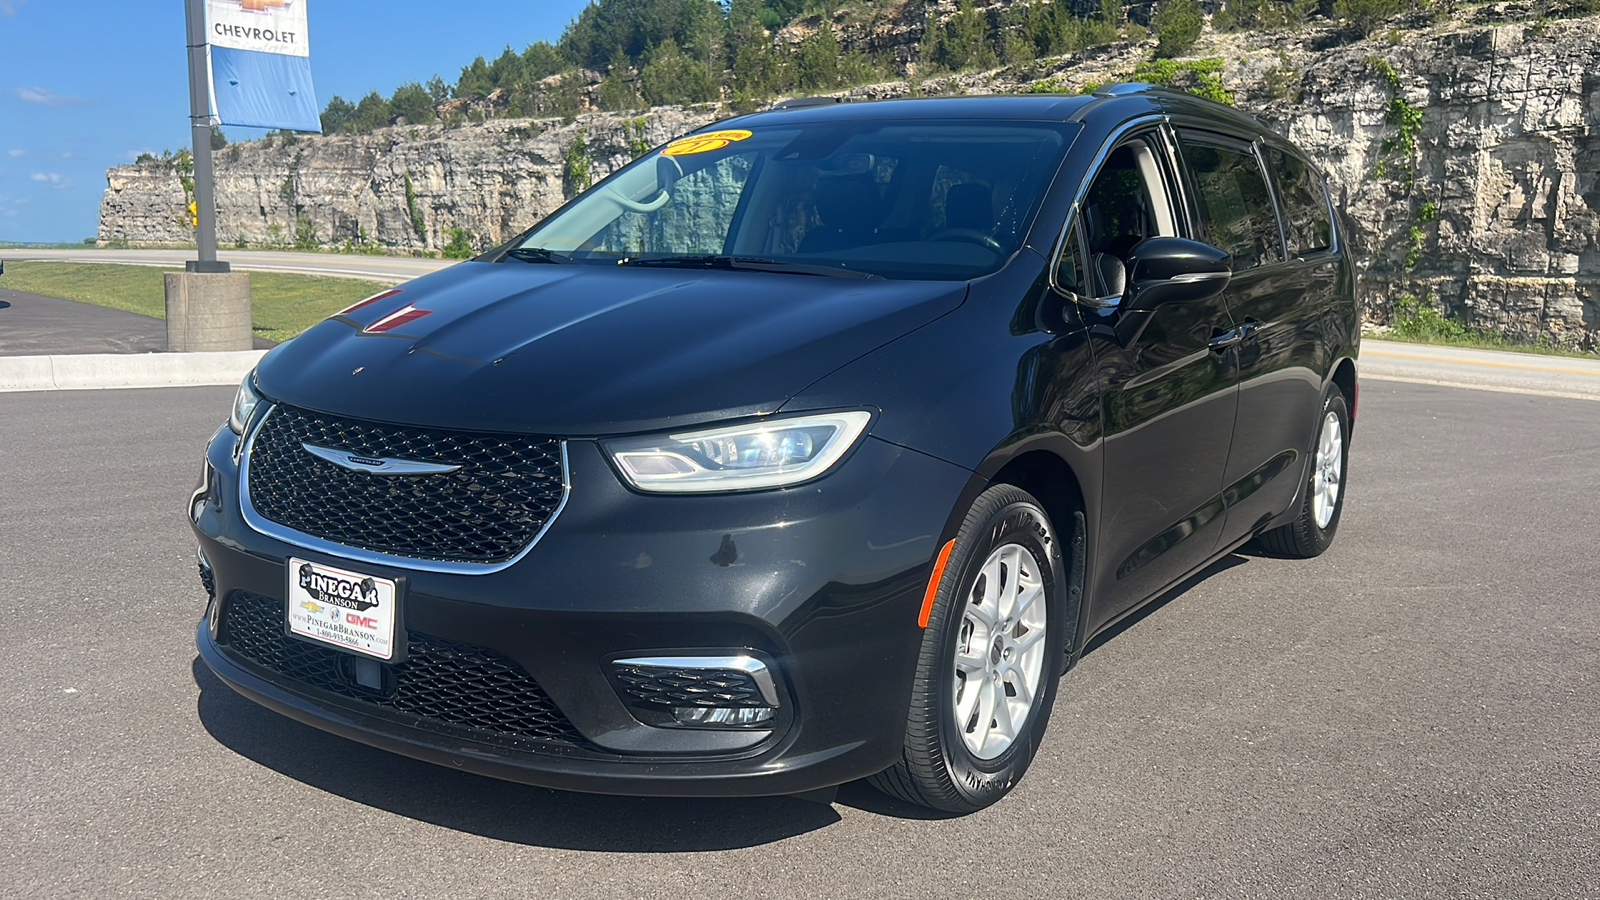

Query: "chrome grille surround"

xmin=239 ymin=403 xmax=571 ymax=574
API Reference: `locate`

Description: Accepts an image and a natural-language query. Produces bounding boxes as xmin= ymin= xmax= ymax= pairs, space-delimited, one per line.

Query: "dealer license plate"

xmin=286 ymin=558 xmax=398 ymax=660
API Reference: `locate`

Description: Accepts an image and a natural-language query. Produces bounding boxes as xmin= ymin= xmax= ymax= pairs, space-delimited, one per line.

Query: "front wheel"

xmin=1252 ymin=387 xmax=1350 ymax=558
xmin=870 ymin=485 xmax=1066 ymax=813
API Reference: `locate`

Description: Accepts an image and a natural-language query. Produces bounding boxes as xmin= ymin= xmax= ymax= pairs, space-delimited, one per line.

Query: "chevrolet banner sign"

xmin=206 ymin=0 xmax=322 ymax=132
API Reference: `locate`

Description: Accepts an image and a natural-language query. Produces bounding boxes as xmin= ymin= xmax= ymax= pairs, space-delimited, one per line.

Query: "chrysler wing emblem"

xmin=301 ymin=442 xmax=461 ymax=476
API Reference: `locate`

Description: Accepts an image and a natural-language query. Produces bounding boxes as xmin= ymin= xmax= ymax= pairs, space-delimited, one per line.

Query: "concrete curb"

xmin=0 ymin=350 xmax=267 ymax=393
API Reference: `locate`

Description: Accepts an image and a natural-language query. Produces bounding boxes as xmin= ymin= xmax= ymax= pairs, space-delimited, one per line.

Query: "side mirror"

xmin=1122 ymin=237 xmax=1232 ymax=312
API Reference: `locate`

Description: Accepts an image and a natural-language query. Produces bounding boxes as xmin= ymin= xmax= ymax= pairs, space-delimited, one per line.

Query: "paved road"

xmin=2 ymin=248 xmax=451 ymax=283
xmin=0 ymin=285 xmax=275 ymax=355
xmin=2 ymin=380 xmax=1595 ymax=898
xmin=1363 ymin=340 xmax=1600 ymax=402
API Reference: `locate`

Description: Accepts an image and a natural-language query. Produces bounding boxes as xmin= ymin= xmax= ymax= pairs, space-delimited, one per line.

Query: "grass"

xmin=1 ymin=261 xmax=392 ymax=343
xmin=1366 ymin=293 xmax=1599 ymax=360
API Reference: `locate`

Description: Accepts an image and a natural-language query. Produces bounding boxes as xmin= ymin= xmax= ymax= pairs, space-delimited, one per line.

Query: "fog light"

xmin=197 ymin=545 xmax=216 ymax=601
xmin=611 ymin=655 xmax=781 ymax=728
xmin=672 ymin=706 xmax=775 ymax=726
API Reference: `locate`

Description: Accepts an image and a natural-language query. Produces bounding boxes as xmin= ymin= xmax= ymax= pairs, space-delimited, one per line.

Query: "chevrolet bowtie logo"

xmin=301 ymin=443 xmax=461 ymax=476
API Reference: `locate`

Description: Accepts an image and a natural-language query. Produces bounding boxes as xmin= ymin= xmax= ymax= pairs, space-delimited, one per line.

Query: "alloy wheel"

xmin=1312 ymin=410 xmax=1343 ymax=529
xmin=951 ymin=542 xmax=1048 ymax=760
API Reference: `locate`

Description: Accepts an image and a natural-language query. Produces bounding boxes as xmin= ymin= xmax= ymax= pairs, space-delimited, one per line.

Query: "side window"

xmin=1264 ymin=147 xmax=1333 ymax=256
xmin=1077 ymin=136 xmax=1178 ymax=297
xmin=1179 ymin=135 xmax=1283 ymax=270
xmin=1055 ymin=219 xmax=1088 ymax=296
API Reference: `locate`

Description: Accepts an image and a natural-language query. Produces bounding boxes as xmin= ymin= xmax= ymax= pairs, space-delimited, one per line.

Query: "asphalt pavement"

xmin=1 ymin=381 xmax=1595 ymax=898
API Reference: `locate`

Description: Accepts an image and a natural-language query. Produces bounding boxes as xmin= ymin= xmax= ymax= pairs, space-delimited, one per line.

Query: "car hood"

xmin=256 ymin=260 xmax=968 ymax=435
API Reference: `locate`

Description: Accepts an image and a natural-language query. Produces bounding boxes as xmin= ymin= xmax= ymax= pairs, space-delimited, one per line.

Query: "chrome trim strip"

xmin=300 ymin=442 xmax=462 ymax=476
xmin=1169 ymin=271 xmax=1230 ymax=284
xmin=238 ymin=403 xmax=573 ymax=575
xmin=613 ymin=655 xmax=781 ymax=707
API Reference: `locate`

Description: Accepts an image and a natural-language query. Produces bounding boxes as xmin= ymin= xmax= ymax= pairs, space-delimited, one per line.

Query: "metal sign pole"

xmin=184 ymin=0 xmax=228 ymax=274
xmin=168 ymin=0 xmax=250 ymax=352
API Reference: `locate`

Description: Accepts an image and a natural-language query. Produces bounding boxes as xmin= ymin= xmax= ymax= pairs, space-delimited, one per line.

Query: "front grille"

xmin=220 ymin=591 xmax=587 ymax=749
xmin=246 ymin=403 xmax=564 ymax=564
xmin=612 ymin=663 xmax=773 ymax=709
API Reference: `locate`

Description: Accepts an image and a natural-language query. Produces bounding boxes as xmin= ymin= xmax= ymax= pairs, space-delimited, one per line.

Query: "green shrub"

xmin=1152 ymin=0 xmax=1204 ymax=58
xmin=1132 ymin=57 xmax=1231 ymax=105
xmin=1335 ymin=0 xmax=1408 ymax=36
xmin=441 ymin=228 xmax=474 ymax=259
xmin=564 ymin=133 xmax=593 ymax=196
xmin=403 ymin=171 xmax=426 ymax=241
xmin=292 ymin=214 xmax=319 ymax=251
xmin=1389 ymin=293 xmax=1471 ymax=342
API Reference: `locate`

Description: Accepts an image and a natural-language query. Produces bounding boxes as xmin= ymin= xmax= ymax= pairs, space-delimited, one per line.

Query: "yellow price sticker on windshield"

xmin=662 ymin=129 xmax=753 ymax=156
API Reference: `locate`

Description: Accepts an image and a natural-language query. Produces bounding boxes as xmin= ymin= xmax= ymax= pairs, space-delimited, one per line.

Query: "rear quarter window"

xmin=1264 ymin=147 xmax=1334 ymax=257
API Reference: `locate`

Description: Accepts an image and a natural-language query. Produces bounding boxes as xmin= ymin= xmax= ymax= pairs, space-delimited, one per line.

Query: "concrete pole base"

xmin=165 ymin=272 xmax=252 ymax=352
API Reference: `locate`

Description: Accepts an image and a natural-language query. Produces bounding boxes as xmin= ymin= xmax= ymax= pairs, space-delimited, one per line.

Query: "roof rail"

xmin=768 ymin=96 xmax=846 ymax=111
xmin=1091 ymin=82 xmax=1158 ymax=99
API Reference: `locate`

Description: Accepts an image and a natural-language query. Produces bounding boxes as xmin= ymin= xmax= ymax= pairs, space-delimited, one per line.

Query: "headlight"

xmin=604 ymin=411 xmax=873 ymax=493
xmin=228 ymin=372 xmax=263 ymax=435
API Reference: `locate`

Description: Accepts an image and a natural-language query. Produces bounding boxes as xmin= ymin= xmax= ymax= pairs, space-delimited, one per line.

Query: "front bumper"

xmin=192 ymin=422 xmax=970 ymax=797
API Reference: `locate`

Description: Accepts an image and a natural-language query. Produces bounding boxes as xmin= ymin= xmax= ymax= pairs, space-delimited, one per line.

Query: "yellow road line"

xmin=1365 ymin=348 xmax=1600 ymax=377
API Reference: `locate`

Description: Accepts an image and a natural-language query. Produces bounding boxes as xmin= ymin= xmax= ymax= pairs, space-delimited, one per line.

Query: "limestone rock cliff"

xmin=99 ymin=10 xmax=1600 ymax=347
xmin=99 ymin=107 xmax=720 ymax=255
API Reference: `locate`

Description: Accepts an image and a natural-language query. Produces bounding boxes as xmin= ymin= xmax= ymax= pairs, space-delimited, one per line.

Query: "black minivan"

xmin=192 ymin=85 xmax=1359 ymax=813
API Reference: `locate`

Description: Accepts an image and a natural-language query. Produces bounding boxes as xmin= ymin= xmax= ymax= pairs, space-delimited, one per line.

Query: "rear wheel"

xmin=1252 ymin=387 xmax=1350 ymax=558
xmin=870 ymin=485 xmax=1066 ymax=813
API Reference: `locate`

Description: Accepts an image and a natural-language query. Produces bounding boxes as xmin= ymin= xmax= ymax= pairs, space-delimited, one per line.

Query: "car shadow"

xmin=192 ymin=658 xmax=844 ymax=850
xmin=1081 ymin=552 xmax=1250 ymax=657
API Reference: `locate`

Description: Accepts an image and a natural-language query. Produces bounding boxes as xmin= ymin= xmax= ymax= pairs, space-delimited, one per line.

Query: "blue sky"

xmin=0 ymin=0 xmax=594 ymax=242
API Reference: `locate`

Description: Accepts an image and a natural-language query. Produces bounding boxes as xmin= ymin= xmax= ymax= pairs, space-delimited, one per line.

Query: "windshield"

xmin=513 ymin=120 xmax=1076 ymax=281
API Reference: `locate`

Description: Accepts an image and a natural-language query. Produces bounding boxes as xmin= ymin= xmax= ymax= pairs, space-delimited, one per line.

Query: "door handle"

xmin=1208 ymin=328 xmax=1244 ymax=352
xmin=1238 ymin=319 xmax=1262 ymax=342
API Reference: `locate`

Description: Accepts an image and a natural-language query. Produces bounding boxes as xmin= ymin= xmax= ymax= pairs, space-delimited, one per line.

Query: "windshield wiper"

xmin=505 ymin=246 xmax=573 ymax=264
xmin=618 ymin=255 xmax=881 ymax=280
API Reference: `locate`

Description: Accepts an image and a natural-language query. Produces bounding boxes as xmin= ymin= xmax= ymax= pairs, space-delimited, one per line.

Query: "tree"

xmin=640 ymin=40 xmax=719 ymax=105
xmin=351 ymin=91 xmax=391 ymax=132
xmin=931 ymin=0 xmax=995 ymax=72
xmin=319 ymin=94 xmax=357 ymax=134
xmin=598 ymin=53 xmax=643 ymax=110
xmin=425 ymin=75 xmax=452 ymax=104
xmin=456 ymin=55 xmax=493 ymax=99
xmin=795 ymin=24 xmax=844 ymax=88
xmin=559 ymin=0 xmax=729 ymax=70
xmin=1152 ymin=0 xmax=1204 ymax=57
xmin=522 ymin=41 xmax=566 ymax=80
xmin=1333 ymin=0 xmax=1407 ymax=35
xmin=210 ymin=125 xmax=228 ymax=150
xmin=389 ymin=81 xmax=435 ymax=124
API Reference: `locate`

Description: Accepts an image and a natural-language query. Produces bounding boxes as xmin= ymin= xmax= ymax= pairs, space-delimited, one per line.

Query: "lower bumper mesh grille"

xmin=219 ymin=591 xmax=588 ymax=750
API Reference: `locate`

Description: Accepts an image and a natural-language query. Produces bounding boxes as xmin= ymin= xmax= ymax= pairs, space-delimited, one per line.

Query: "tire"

xmin=870 ymin=485 xmax=1066 ymax=813
xmin=1252 ymin=387 xmax=1350 ymax=559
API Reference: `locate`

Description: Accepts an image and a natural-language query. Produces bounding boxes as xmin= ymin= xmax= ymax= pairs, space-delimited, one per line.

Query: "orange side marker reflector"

xmin=918 ymin=539 xmax=956 ymax=628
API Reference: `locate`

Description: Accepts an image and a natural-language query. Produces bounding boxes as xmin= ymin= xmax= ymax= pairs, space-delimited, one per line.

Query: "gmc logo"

xmin=345 ymin=613 xmax=380 ymax=629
